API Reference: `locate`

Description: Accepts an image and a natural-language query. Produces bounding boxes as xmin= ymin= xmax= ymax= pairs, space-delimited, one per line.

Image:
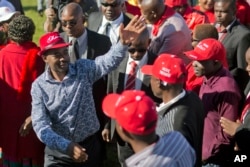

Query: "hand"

xmin=19 ymin=116 xmax=32 ymax=137
xmin=220 ymin=117 xmax=242 ymax=136
xmin=67 ymin=142 xmax=88 ymax=163
xmin=119 ymin=15 xmax=146 ymax=45
xmin=102 ymin=129 xmax=110 ymax=142
xmin=45 ymin=6 xmax=57 ymax=21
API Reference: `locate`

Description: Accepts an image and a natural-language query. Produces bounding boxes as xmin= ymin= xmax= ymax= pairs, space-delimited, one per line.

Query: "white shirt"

xmin=124 ymin=53 xmax=148 ymax=90
xmin=98 ymin=13 xmax=124 ymax=45
xmin=157 ymin=89 xmax=186 ymax=113
xmin=69 ymin=29 xmax=88 ymax=59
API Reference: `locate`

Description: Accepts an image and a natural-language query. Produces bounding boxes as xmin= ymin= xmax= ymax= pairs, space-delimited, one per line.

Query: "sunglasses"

xmin=61 ymin=20 xmax=77 ymax=27
xmin=101 ymin=2 xmax=119 ymax=8
xmin=128 ymin=48 xmax=147 ymax=54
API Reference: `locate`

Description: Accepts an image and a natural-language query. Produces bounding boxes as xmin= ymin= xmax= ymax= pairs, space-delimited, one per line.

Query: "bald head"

xmin=61 ymin=3 xmax=85 ymax=38
xmin=139 ymin=0 xmax=165 ymax=24
xmin=61 ymin=2 xmax=84 ymax=19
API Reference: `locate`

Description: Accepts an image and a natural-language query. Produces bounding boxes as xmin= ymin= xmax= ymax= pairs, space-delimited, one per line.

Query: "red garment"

xmin=240 ymin=96 xmax=250 ymax=121
xmin=185 ymin=62 xmax=203 ymax=94
xmin=236 ymin=0 xmax=250 ymax=26
xmin=193 ymin=5 xmax=215 ymax=24
xmin=0 ymin=41 xmax=45 ymax=161
xmin=183 ymin=6 xmax=209 ymax=30
xmin=152 ymin=6 xmax=175 ymax=36
xmin=125 ymin=1 xmax=141 ymax=16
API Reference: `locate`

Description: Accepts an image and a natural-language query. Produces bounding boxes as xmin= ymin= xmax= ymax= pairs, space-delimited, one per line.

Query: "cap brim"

xmin=102 ymin=94 xmax=120 ymax=119
xmin=38 ymin=43 xmax=70 ymax=56
xmin=0 ymin=11 xmax=19 ymax=22
xmin=184 ymin=50 xmax=204 ymax=61
xmin=141 ymin=65 xmax=153 ymax=75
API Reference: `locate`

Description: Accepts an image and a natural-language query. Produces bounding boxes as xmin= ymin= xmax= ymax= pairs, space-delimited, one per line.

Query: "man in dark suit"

xmin=60 ymin=3 xmax=112 ymax=166
xmin=214 ymin=0 xmax=250 ymax=72
xmin=87 ymin=0 xmax=131 ymax=45
xmin=102 ymin=28 xmax=161 ymax=167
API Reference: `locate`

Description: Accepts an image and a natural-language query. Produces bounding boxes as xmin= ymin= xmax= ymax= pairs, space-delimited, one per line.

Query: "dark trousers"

xmin=44 ymin=134 xmax=101 ymax=167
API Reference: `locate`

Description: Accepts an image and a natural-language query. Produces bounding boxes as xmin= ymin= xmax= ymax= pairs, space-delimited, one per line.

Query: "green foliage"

xmin=23 ymin=0 xmax=46 ymax=45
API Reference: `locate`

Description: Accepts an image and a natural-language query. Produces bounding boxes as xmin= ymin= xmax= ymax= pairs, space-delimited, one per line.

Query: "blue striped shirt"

xmin=31 ymin=42 xmax=127 ymax=153
xmin=125 ymin=131 xmax=196 ymax=167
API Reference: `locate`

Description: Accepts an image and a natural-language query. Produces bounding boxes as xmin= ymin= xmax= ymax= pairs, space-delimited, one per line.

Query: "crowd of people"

xmin=0 ymin=0 xmax=250 ymax=166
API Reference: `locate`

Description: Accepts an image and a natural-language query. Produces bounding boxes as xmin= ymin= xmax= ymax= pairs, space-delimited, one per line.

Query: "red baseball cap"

xmin=165 ymin=0 xmax=187 ymax=7
xmin=184 ymin=38 xmax=228 ymax=67
xmin=141 ymin=54 xmax=187 ymax=84
xmin=38 ymin=32 xmax=70 ymax=56
xmin=102 ymin=90 xmax=157 ymax=135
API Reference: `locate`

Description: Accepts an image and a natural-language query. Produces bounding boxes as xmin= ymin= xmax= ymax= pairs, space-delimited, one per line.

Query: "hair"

xmin=193 ymin=24 xmax=218 ymax=41
xmin=8 ymin=15 xmax=35 ymax=43
xmin=214 ymin=0 xmax=236 ymax=11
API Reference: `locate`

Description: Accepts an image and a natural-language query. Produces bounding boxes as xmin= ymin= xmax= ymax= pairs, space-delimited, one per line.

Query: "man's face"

xmin=101 ymin=0 xmax=123 ymax=21
xmin=128 ymin=39 xmax=149 ymax=61
xmin=61 ymin=12 xmax=85 ymax=38
xmin=43 ymin=47 xmax=70 ymax=75
xmin=198 ymin=0 xmax=214 ymax=11
xmin=214 ymin=1 xmax=235 ymax=26
xmin=245 ymin=49 xmax=250 ymax=76
xmin=150 ymin=76 xmax=162 ymax=98
xmin=192 ymin=60 xmax=215 ymax=77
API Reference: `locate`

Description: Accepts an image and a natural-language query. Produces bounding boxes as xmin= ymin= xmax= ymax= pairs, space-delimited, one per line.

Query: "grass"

xmin=22 ymin=0 xmax=46 ymax=44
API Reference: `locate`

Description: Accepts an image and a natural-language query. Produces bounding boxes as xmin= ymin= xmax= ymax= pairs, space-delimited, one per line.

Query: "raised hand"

xmin=119 ymin=15 xmax=147 ymax=45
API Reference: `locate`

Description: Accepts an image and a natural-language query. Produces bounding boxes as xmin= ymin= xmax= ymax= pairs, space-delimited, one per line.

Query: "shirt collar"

xmin=127 ymin=52 xmax=148 ymax=68
xmin=203 ymin=66 xmax=224 ymax=86
xmin=157 ymin=89 xmax=186 ymax=112
xmin=69 ymin=29 xmax=87 ymax=45
xmin=44 ymin=63 xmax=77 ymax=82
xmin=102 ymin=13 xmax=124 ymax=27
xmin=215 ymin=18 xmax=237 ymax=33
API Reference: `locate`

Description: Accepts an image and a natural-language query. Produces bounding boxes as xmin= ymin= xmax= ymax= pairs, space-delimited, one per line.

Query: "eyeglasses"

xmin=128 ymin=48 xmax=147 ymax=54
xmin=61 ymin=20 xmax=77 ymax=27
xmin=101 ymin=2 xmax=119 ymax=8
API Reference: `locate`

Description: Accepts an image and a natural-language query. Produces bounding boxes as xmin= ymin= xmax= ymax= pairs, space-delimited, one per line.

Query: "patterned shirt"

xmin=31 ymin=42 xmax=127 ymax=153
xmin=125 ymin=131 xmax=196 ymax=167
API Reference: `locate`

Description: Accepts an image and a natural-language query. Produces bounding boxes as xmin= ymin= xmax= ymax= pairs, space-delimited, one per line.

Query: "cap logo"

xmin=197 ymin=42 xmax=209 ymax=51
xmin=47 ymin=35 xmax=60 ymax=44
xmin=159 ymin=67 xmax=171 ymax=78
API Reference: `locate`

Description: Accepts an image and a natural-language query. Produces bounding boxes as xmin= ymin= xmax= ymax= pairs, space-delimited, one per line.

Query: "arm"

xmin=204 ymin=92 xmax=240 ymax=160
xmin=31 ymin=81 xmax=71 ymax=153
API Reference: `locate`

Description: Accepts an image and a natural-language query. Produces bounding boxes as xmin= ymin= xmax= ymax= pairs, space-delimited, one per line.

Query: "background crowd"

xmin=0 ymin=0 xmax=250 ymax=166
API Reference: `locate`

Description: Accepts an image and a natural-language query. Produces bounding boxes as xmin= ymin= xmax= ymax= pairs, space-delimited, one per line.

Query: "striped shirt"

xmin=125 ymin=131 xmax=196 ymax=167
xmin=31 ymin=42 xmax=127 ymax=153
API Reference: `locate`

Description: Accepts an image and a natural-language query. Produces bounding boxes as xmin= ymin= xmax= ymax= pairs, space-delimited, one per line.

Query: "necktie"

xmin=218 ymin=28 xmax=227 ymax=42
xmin=104 ymin=23 xmax=111 ymax=36
xmin=70 ymin=38 xmax=79 ymax=63
xmin=125 ymin=61 xmax=137 ymax=90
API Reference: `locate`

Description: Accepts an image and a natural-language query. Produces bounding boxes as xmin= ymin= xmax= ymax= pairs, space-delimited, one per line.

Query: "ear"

xmin=41 ymin=55 xmax=48 ymax=63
